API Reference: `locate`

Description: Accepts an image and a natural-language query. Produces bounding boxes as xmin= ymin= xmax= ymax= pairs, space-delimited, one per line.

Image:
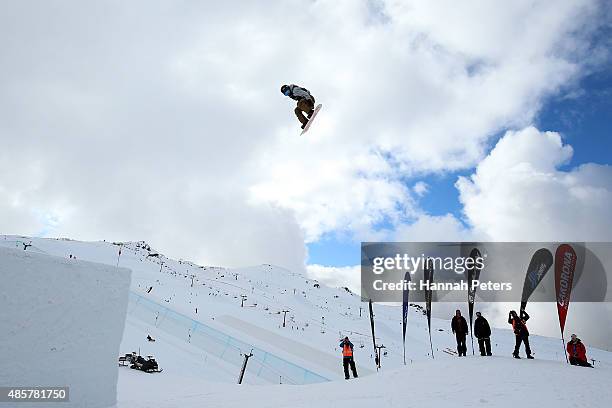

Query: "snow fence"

xmin=0 ymin=247 xmax=131 ymax=408
xmin=128 ymin=292 xmax=329 ymax=384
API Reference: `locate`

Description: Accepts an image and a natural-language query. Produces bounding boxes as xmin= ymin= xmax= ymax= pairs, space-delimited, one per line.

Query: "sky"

xmin=308 ymin=61 xmax=612 ymax=267
xmin=1 ymin=0 xmax=611 ymax=349
xmin=1 ymin=1 xmax=611 ymax=272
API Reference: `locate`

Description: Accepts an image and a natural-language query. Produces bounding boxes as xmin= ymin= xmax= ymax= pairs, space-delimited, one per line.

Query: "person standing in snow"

xmin=567 ymin=334 xmax=593 ymax=367
xmin=474 ymin=311 xmax=492 ymax=356
xmin=280 ymin=84 xmax=316 ymax=129
xmin=340 ymin=336 xmax=358 ymax=380
xmin=451 ymin=310 xmax=469 ymax=357
xmin=509 ymin=310 xmax=533 ymax=359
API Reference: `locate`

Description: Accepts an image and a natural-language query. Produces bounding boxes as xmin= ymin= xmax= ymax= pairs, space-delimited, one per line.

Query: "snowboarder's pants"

xmin=343 ymin=356 xmax=358 ymax=379
xmin=514 ymin=334 xmax=531 ymax=356
xmin=295 ymin=97 xmax=315 ymax=125
xmin=569 ymin=357 xmax=593 ymax=367
xmin=456 ymin=334 xmax=467 ymax=356
xmin=478 ymin=337 xmax=492 ymax=356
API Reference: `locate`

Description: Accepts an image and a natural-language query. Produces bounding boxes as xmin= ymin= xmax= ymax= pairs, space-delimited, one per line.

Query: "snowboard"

xmin=300 ymin=104 xmax=322 ymax=135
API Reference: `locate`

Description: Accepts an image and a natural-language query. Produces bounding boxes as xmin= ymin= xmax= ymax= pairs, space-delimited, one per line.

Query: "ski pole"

xmin=470 ymin=333 xmax=475 ymax=356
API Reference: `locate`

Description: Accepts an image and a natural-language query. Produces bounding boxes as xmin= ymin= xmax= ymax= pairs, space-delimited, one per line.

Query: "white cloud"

xmin=393 ymin=213 xmax=474 ymax=241
xmin=456 ymin=126 xmax=612 ymax=241
xmin=306 ymin=264 xmax=361 ymax=293
xmin=413 ymin=181 xmax=429 ymax=197
xmin=0 ymin=0 xmax=606 ymax=271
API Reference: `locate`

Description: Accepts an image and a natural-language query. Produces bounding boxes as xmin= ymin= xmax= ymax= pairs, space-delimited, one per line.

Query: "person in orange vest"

xmin=339 ymin=336 xmax=358 ymax=380
xmin=508 ymin=310 xmax=533 ymax=359
xmin=567 ymin=334 xmax=593 ymax=367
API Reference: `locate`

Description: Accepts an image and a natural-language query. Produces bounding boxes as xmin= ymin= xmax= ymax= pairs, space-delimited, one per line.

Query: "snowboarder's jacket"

xmin=567 ymin=339 xmax=587 ymax=361
xmin=285 ymin=85 xmax=313 ymax=102
xmin=474 ymin=315 xmax=491 ymax=339
xmin=509 ymin=310 xmax=530 ymax=336
xmin=340 ymin=340 xmax=354 ymax=357
xmin=451 ymin=315 xmax=469 ymax=335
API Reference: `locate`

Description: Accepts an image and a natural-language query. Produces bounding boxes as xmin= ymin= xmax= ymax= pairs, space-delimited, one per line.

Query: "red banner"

xmin=555 ymin=244 xmax=576 ymax=334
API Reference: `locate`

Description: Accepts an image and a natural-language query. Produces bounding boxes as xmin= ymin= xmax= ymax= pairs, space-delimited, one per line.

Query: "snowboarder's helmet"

xmin=281 ymin=85 xmax=290 ymax=96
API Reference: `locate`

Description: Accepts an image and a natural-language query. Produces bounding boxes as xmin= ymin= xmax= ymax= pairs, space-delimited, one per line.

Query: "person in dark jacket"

xmin=567 ymin=334 xmax=593 ymax=367
xmin=508 ymin=310 xmax=533 ymax=359
xmin=474 ymin=311 xmax=492 ymax=356
xmin=339 ymin=336 xmax=358 ymax=379
xmin=451 ymin=310 xmax=469 ymax=356
xmin=281 ymin=84 xmax=316 ymax=129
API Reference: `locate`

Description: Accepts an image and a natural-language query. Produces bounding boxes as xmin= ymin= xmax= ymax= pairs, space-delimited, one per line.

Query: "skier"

xmin=451 ymin=310 xmax=469 ymax=357
xmin=508 ymin=310 xmax=533 ymax=359
xmin=280 ymin=84 xmax=316 ymax=129
xmin=567 ymin=334 xmax=593 ymax=367
xmin=339 ymin=336 xmax=358 ymax=380
xmin=474 ymin=311 xmax=492 ymax=356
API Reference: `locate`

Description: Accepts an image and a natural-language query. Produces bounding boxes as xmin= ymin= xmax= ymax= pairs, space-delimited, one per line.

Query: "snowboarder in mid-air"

xmin=339 ymin=336 xmax=358 ymax=380
xmin=280 ymin=84 xmax=321 ymax=133
xmin=451 ymin=309 xmax=469 ymax=357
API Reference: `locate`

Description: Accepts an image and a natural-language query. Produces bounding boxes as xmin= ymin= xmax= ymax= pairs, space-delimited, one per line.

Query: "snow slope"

xmin=0 ymin=245 xmax=130 ymax=408
xmin=1 ymin=235 xmax=611 ymax=408
xmin=117 ymin=357 xmax=610 ymax=408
